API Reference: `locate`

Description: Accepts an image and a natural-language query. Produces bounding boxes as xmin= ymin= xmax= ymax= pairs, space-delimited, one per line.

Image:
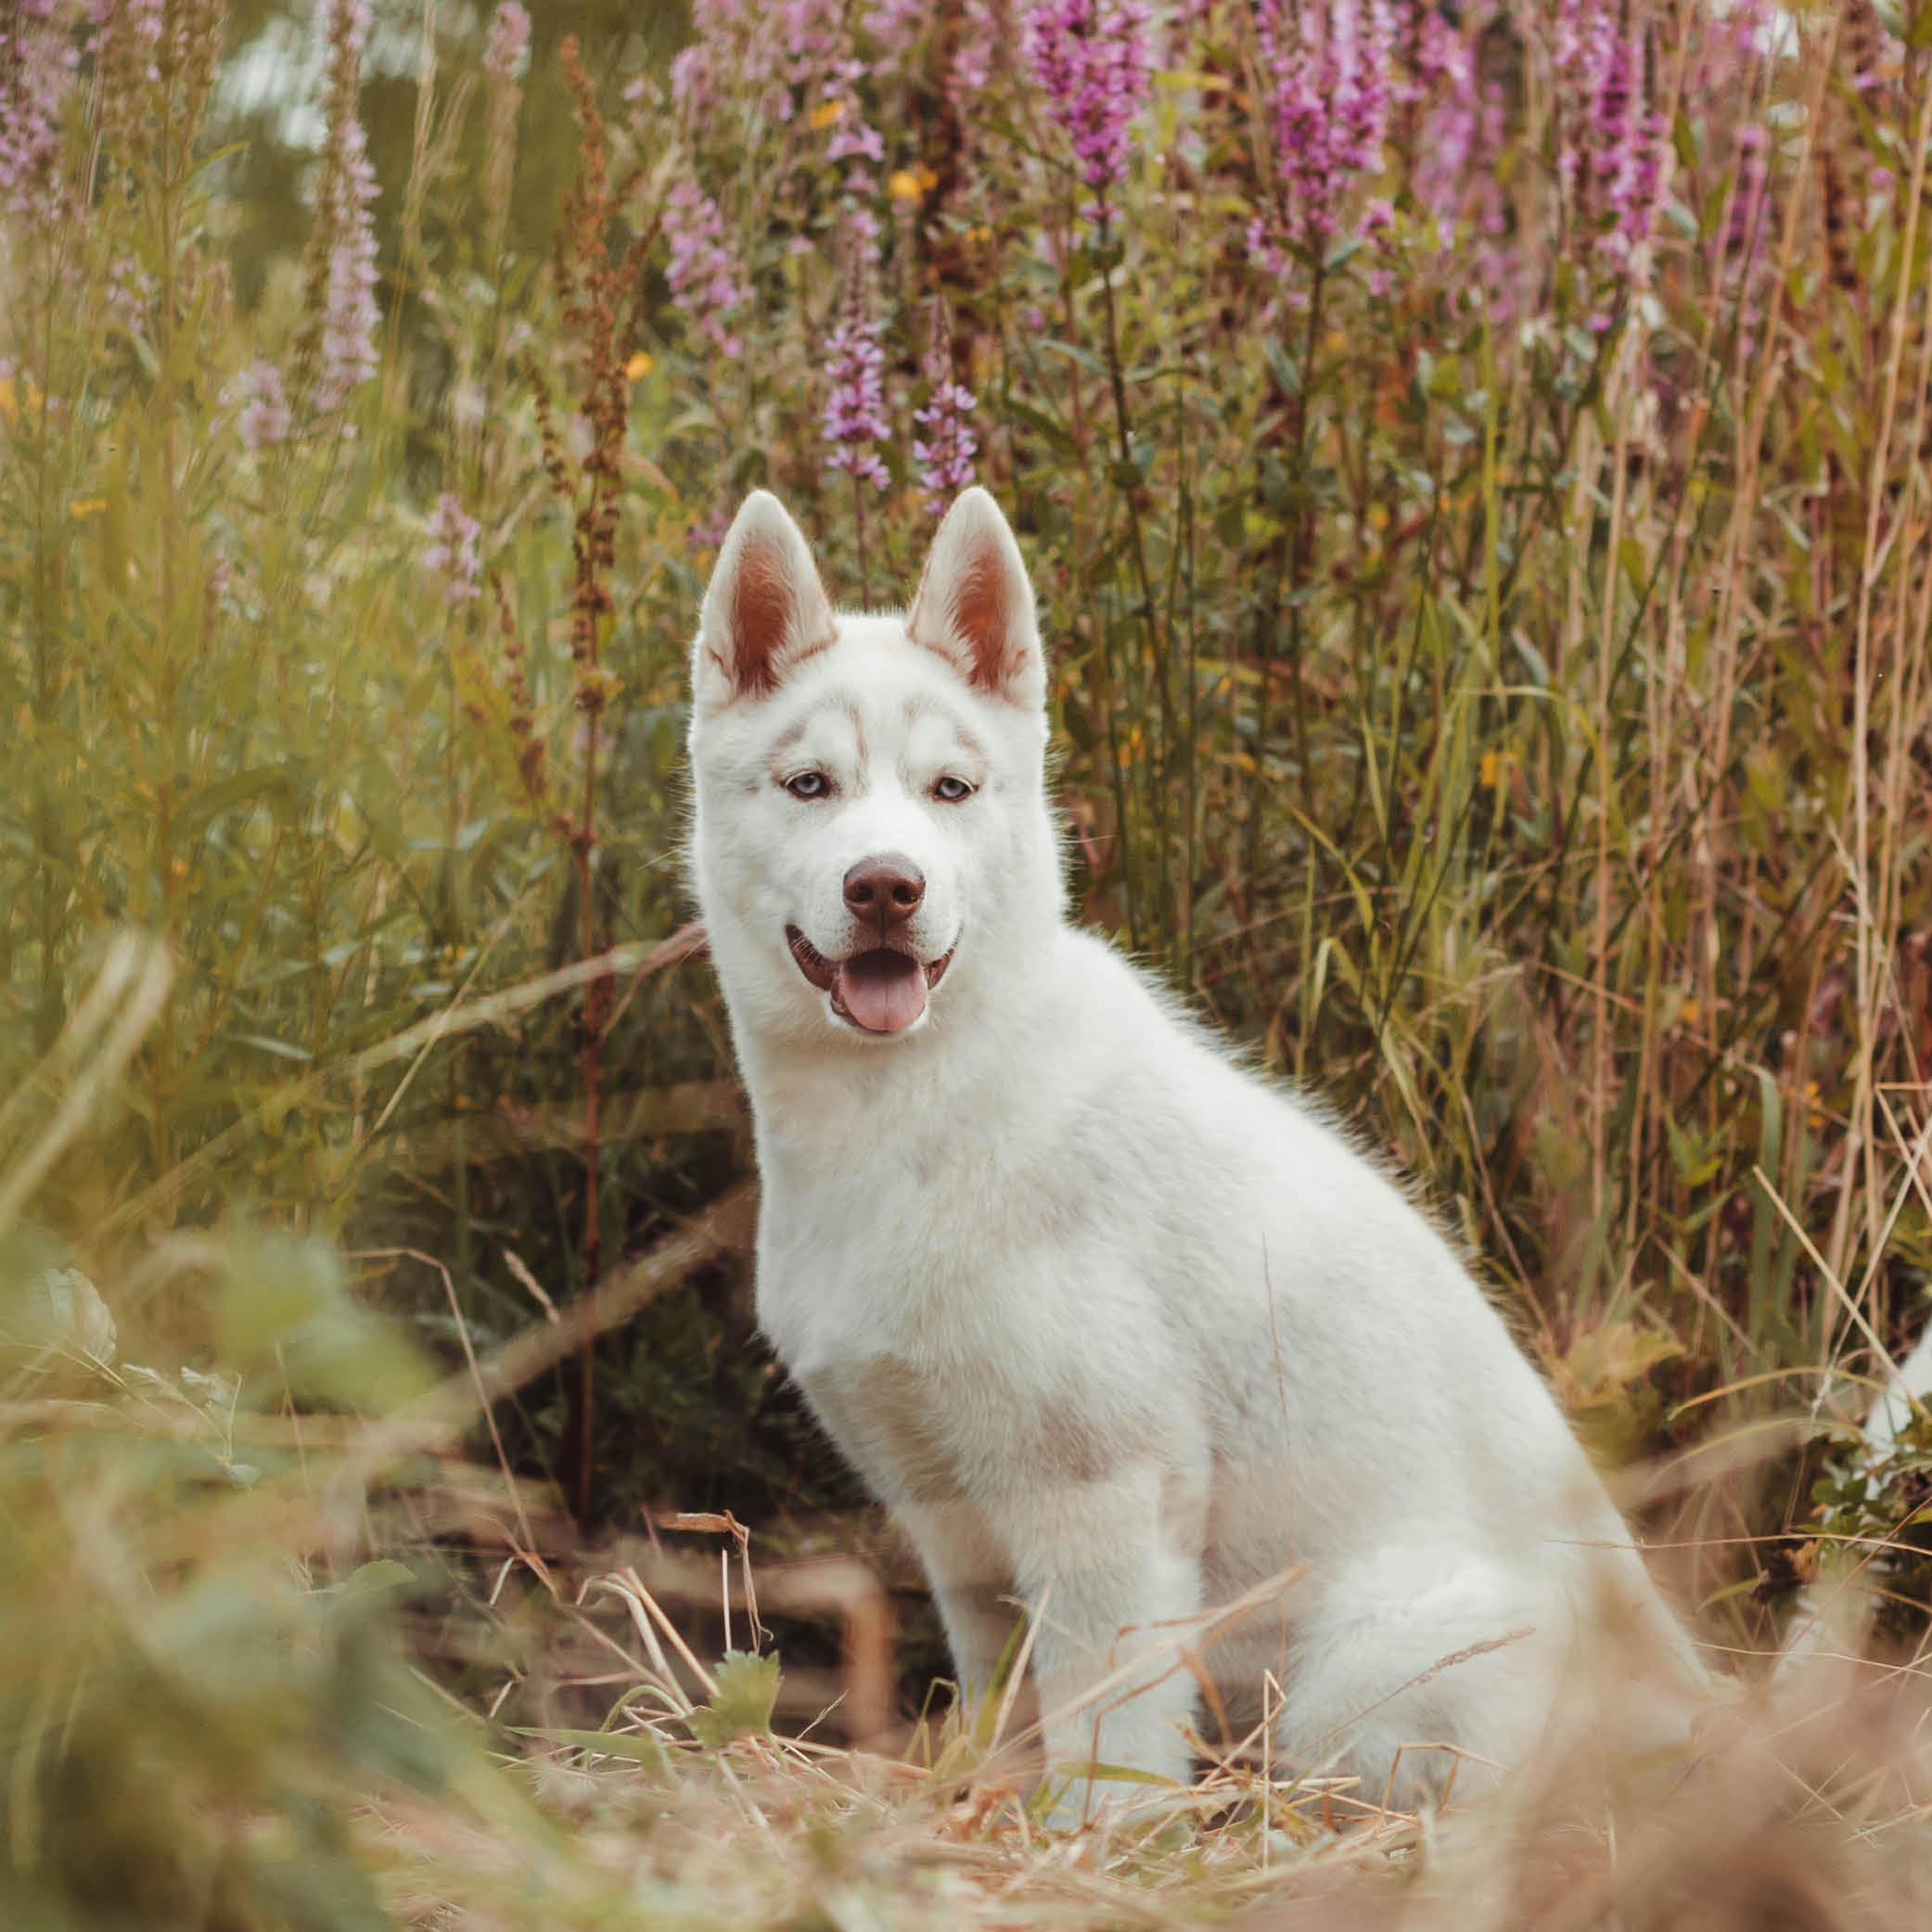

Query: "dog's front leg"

xmin=896 ymin=1497 xmax=1025 ymax=1707
xmin=992 ymin=1463 xmax=1206 ymax=1819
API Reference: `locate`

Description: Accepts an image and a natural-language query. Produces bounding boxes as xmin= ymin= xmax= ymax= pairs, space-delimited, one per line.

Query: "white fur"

xmin=688 ymin=488 xmax=1707 ymax=1816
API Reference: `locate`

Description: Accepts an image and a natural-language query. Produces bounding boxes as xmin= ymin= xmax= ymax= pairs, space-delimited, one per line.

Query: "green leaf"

xmin=1263 ymin=336 xmax=1302 ymax=398
xmin=685 ymin=1649 xmax=780 ymax=1746
xmin=1038 ymin=337 xmax=1107 ymax=378
xmin=1004 ymin=397 xmax=1076 ymax=454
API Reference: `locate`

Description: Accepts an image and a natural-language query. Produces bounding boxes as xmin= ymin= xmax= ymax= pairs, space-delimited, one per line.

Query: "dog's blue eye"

xmin=784 ymin=771 xmax=831 ymax=800
xmin=933 ymin=775 xmax=974 ymax=803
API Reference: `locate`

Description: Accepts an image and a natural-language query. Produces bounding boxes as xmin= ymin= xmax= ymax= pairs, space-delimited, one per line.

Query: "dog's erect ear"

xmin=694 ymin=492 xmax=836 ymax=702
xmin=906 ymin=487 xmax=1044 ymax=708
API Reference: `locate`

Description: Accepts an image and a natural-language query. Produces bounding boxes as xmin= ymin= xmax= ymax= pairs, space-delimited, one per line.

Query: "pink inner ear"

xmin=730 ymin=544 xmax=792 ymax=695
xmin=952 ymin=550 xmax=1011 ymax=692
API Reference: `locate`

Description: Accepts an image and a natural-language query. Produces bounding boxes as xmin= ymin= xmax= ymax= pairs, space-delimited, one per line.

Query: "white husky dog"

xmin=686 ymin=486 xmax=1706 ymax=1813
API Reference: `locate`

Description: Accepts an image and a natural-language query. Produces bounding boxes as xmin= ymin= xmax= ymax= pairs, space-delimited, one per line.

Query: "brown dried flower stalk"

xmin=538 ymin=35 xmax=655 ymax=1522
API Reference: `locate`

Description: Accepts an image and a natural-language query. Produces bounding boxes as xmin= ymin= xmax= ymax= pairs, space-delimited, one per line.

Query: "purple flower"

xmin=1331 ymin=0 xmax=1396 ymax=178
xmin=481 ymin=2 xmax=527 ymax=257
xmin=484 ymin=2 xmax=531 ymax=83
xmin=1412 ymin=6 xmax=1477 ymax=227
xmin=953 ymin=0 xmax=998 ymax=93
xmin=823 ymin=259 xmax=891 ymax=493
xmin=297 ymin=0 xmax=381 ymax=415
xmin=827 ymin=115 xmax=886 ymax=165
xmin=663 ymin=178 xmax=750 ymax=357
xmin=841 ymin=195 xmax=883 ymax=274
xmin=1249 ymin=0 xmax=1397 ymax=253
xmin=1021 ymin=0 xmax=1156 ymax=224
xmin=234 ymin=358 xmax=292 ymax=453
xmin=1552 ymin=0 xmax=1666 ymax=299
xmin=0 ymin=1 xmax=79 ymax=225
xmin=686 ymin=505 xmax=732 ymax=558
xmin=1596 ymin=26 xmax=1664 ymax=272
xmin=425 ymin=493 xmax=482 ymax=605
xmin=862 ymin=0 xmax=927 ymax=61
xmin=672 ymin=0 xmax=846 ymax=126
xmin=913 ymin=303 xmax=978 ymax=515
xmin=104 ymin=252 xmax=155 ymax=335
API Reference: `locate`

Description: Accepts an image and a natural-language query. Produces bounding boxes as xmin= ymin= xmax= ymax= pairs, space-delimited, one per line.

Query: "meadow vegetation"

xmin=3 ymin=0 xmax=1932 ymax=1923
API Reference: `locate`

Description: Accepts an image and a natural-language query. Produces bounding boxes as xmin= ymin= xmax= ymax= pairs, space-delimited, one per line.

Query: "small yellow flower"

xmin=808 ymin=98 xmax=845 ymax=131
xmin=624 ymin=352 xmax=654 ymax=382
xmin=1365 ymin=502 xmax=1391 ymax=533
xmin=70 ymin=497 xmax=107 ymax=519
xmin=1478 ymin=748 xmax=1503 ymax=791
xmin=1679 ymin=996 xmax=1701 ymax=1028
xmin=888 ymin=169 xmax=925 ymax=203
xmin=967 ymin=224 xmax=992 ymax=246
xmin=0 ymin=377 xmax=15 ymax=426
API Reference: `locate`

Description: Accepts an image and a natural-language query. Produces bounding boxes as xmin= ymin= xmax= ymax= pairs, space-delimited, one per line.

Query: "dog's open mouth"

xmin=787 ymin=927 xmax=953 ymax=1034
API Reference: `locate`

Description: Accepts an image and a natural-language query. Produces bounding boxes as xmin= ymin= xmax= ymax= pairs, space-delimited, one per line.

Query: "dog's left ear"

xmin=906 ymin=488 xmax=1045 ymax=709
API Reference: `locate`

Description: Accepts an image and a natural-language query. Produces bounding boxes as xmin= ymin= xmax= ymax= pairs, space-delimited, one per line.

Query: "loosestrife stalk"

xmin=293 ymin=0 xmax=379 ymax=419
xmin=913 ymin=301 xmax=977 ymax=516
xmin=430 ymin=472 xmax=488 ymax=1299
xmin=1021 ymin=0 xmax=1155 ymax=226
xmin=1026 ymin=0 xmax=1174 ymax=939
xmin=822 ymin=237 xmax=891 ymax=599
xmin=234 ymin=357 xmax=291 ymax=453
xmin=1551 ymin=0 xmax=1667 ymax=323
xmin=3 ymin=0 xmax=90 ymax=1059
xmin=0 ymin=1 xmax=80 ymax=232
xmin=663 ymin=180 xmax=750 ymax=357
xmin=425 ymin=493 xmax=482 ymax=605
xmin=1411 ymin=5 xmax=1478 ymax=232
xmin=481 ymin=2 xmax=530 ymax=269
xmin=1248 ymin=0 xmax=1397 ymax=260
xmin=672 ymin=0 xmax=846 ymax=125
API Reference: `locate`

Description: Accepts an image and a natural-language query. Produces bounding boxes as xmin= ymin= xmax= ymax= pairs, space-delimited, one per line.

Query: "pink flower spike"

xmin=1021 ymin=0 xmax=1158 ymax=224
xmin=913 ymin=302 xmax=979 ymax=515
xmin=425 ymin=493 xmax=483 ymax=606
xmin=822 ymin=237 xmax=892 ymax=493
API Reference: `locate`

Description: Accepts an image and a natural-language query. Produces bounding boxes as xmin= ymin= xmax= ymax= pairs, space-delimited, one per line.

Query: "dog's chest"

xmin=754 ymin=1167 xmax=1040 ymax=1375
xmin=752 ymin=1158 xmax=1150 ymax=1503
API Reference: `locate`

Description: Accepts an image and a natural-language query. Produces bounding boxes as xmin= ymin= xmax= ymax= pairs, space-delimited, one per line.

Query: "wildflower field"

xmin=4 ymin=0 xmax=1932 ymax=1924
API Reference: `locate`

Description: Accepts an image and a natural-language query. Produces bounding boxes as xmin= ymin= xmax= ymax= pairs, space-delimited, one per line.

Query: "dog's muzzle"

xmin=786 ymin=926 xmax=954 ymax=1033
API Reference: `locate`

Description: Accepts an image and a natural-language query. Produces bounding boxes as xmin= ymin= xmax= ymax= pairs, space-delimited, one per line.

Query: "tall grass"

xmin=2 ymin=0 xmax=1931 ymax=1922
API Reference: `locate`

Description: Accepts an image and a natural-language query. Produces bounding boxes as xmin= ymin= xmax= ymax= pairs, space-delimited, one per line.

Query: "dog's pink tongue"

xmin=837 ymin=950 xmax=928 ymax=1032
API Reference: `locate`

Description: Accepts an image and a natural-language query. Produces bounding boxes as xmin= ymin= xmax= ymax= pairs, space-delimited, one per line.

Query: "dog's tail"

xmin=1772 ymin=1322 xmax=1932 ymax=1680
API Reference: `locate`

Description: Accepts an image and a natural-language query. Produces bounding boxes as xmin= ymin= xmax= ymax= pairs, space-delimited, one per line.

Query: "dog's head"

xmin=686 ymin=488 xmax=1060 ymax=1046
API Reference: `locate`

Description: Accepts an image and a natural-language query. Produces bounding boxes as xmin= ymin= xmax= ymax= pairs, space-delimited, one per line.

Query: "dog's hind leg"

xmin=1272 ymin=1547 xmax=1575 ymax=1810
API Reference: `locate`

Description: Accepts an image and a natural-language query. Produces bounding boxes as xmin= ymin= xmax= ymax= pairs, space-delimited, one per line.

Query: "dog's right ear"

xmin=693 ymin=492 xmax=836 ymax=704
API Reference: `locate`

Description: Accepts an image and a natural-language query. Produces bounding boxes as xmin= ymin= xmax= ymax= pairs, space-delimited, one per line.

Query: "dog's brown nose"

xmin=844 ymin=855 xmax=925 ymax=929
